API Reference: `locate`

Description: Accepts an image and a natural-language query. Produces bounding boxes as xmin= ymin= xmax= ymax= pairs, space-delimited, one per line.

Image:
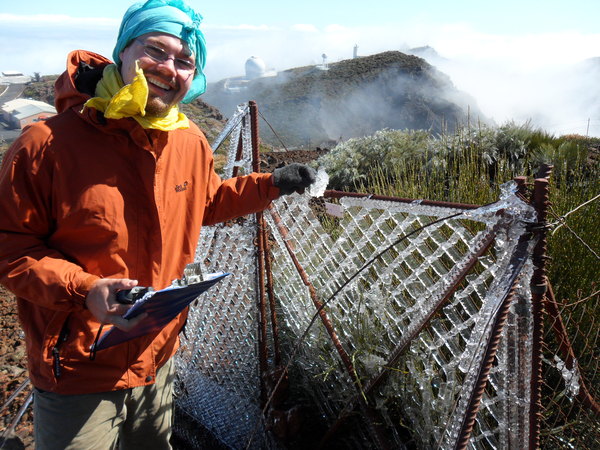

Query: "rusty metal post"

xmin=249 ymin=101 xmax=270 ymax=405
xmin=262 ymin=228 xmax=282 ymax=365
xmin=528 ymin=168 xmax=552 ymax=450
xmin=249 ymin=101 xmax=260 ymax=169
xmin=249 ymin=100 xmax=282 ymax=364
xmin=256 ymin=212 xmax=269 ymax=404
xmin=451 ymin=230 xmax=534 ymax=449
xmin=514 ymin=176 xmax=528 ymax=200
xmin=454 ymin=279 xmax=521 ymax=449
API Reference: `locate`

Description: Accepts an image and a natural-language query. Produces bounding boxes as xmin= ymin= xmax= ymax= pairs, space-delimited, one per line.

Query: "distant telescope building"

xmin=245 ymin=56 xmax=267 ymax=80
xmin=223 ymin=56 xmax=277 ymax=93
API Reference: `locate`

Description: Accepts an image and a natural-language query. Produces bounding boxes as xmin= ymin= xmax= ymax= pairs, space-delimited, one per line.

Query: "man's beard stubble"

xmin=145 ymin=95 xmax=174 ymax=117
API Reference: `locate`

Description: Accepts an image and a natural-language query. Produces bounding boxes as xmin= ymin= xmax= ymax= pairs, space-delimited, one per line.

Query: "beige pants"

xmin=33 ymin=359 xmax=174 ymax=450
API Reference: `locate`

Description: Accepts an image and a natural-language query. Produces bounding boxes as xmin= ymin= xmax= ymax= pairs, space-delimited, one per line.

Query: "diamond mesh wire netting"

xmin=171 ymin=103 xmax=598 ymax=449
xmin=175 ymin=221 xmax=273 ymax=450
xmin=262 ymin=191 xmax=537 ymax=449
xmin=538 ymin=285 xmax=600 ymax=449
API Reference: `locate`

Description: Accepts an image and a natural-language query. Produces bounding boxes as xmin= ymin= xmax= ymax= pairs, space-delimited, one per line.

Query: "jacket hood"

xmin=54 ymin=50 xmax=113 ymax=114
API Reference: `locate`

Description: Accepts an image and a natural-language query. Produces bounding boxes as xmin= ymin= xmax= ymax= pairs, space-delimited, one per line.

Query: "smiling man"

xmin=0 ymin=0 xmax=315 ymax=448
xmin=120 ymin=34 xmax=197 ymax=116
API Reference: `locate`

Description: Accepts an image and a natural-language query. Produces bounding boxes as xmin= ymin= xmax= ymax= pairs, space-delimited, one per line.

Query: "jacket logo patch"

xmin=175 ymin=181 xmax=189 ymax=193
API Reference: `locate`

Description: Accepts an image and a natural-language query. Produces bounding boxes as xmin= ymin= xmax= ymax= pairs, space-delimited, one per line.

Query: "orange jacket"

xmin=0 ymin=50 xmax=279 ymax=394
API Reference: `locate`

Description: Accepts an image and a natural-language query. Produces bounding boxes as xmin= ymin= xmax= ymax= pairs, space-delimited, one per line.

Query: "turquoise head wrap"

xmin=113 ymin=0 xmax=207 ymax=103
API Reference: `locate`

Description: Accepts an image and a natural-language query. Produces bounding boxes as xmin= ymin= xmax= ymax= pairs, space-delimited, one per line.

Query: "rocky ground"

xmin=0 ymin=285 xmax=33 ymax=449
xmin=259 ymin=148 xmax=328 ymax=173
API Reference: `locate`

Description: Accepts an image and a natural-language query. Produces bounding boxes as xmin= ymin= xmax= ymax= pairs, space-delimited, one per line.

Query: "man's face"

xmin=119 ymin=32 xmax=195 ymax=117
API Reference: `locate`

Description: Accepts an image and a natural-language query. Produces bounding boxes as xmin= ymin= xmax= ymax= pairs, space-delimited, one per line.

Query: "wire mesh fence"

xmin=539 ymin=285 xmax=600 ymax=449
xmin=173 ymin=102 xmax=599 ymax=449
xmin=264 ymin=189 xmax=539 ymax=449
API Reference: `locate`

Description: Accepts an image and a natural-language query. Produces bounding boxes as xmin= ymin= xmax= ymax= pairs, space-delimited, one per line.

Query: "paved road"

xmin=0 ymin=83 xmax=27 ymax=143
xmin=0 ymin=127 xmax=21 ymax=144
xmin=0 ymin=83 xmax=25 ymax=105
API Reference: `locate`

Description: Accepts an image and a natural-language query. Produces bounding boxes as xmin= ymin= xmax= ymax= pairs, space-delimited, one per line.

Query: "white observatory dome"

xmin=245 ymin=56 xmax=267 ymax=80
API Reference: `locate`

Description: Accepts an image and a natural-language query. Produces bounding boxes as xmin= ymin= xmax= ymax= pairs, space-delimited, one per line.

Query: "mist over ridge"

xmin=408 ymin=47 xmax=600 ymax=138
xmin=203 ymin=50 xmax=490 ymax=148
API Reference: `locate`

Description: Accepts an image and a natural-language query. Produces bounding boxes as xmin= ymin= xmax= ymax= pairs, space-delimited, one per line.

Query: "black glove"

xmin=273 ymin=163 xmax=317 ymax=195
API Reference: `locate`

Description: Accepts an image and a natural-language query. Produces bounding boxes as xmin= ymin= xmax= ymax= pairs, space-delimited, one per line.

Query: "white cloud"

xmin=0 ymin=13 xmax=117 ymax=28
xmin=432 ymin=24 xmax=600 ymax=71
xmin=205 ymin=23 xmax=276 ymax=31
xmin=0 ymin=14 xmax=117 ymax=76
xmin=411 ymin=24 xmax=600 ymax=136
xmin=324 ymin=24 xmax=349 ymax=33
xmin=291 ymin=24 xmax=319 ymax=33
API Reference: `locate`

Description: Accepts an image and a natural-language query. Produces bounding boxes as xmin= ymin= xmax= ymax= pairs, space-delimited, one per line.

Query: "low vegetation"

xmin=317 ymin=122 xmax=599 ymax=305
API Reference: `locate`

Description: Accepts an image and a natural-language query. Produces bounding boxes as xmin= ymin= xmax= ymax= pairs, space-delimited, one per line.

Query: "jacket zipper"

xmin=52 ymin=318 xmax=70 ymax=378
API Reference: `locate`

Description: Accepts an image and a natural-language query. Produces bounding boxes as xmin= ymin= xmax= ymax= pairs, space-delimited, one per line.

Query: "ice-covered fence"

xmin=263 ymin=185 xmax=542 ymax=449
xmin=173 ymin=103 xmax=551 ymax=449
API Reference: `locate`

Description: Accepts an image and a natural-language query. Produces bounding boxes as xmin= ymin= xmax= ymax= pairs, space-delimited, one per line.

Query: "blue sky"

xmin=2 ymin=0 xmax=598 ymax=77
xmin=1 ymin=0 xmax=599 ymax=135
xmin=2 ymin=0 xmax=598 ymax=32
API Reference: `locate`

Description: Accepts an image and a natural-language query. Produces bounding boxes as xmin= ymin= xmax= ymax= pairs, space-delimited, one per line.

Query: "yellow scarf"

xmin=83 ymin=63 xmax=189 ymax=131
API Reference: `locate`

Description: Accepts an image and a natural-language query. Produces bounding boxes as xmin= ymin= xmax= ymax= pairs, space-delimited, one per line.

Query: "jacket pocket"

xmin=50 ymin=315 xmax=71 ymax=379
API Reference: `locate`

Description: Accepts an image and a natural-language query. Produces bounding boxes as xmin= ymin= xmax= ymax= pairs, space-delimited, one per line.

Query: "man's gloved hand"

xmin=272 ymin=163 xmax=317 ymax=195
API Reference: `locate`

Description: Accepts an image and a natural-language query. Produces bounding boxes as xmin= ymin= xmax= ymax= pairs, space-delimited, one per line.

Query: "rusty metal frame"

xmin=528 ymin=167 xmax=552 ymax=450
xmin=261 ymin=180 xmax=552 ymax=448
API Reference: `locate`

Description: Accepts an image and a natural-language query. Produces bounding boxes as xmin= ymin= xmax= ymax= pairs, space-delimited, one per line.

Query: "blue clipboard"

xmin=92 ymin=272 xmax=230 ymax=351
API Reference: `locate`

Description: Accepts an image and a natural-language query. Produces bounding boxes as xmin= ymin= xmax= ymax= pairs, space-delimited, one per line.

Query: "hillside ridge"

xmin=204 ymin=50 xmax=487 ymax=148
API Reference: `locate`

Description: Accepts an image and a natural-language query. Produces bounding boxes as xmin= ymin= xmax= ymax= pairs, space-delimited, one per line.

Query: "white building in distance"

xmin=223 ymin=56 xmax=277 ymax=93
xmin=1 ymin=98 xmax=56 ymax=129
xmin=0 ymin=71 xmax=32 ymax=85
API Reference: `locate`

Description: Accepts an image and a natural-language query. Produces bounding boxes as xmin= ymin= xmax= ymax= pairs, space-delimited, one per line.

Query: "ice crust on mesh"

xmin=265 ymin=190 xmax=537 ymax=449
xmin=307 ymin=168 xmax=329 ymax=197
xmin=211 ymin=103 xmax=249 ymax=152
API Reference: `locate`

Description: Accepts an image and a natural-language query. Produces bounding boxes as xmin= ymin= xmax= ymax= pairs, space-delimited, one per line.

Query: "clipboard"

xmin=92 ymin=272 xmax=230 ymax=351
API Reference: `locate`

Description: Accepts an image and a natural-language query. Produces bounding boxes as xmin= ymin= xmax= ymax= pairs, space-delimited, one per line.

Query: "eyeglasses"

xmin=135 ymin=39 xmax=196 ymax=73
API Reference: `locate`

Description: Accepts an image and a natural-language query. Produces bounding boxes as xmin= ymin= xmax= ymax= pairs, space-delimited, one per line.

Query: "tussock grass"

xmin=318 ymin=123 xmax=599 ymax=309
